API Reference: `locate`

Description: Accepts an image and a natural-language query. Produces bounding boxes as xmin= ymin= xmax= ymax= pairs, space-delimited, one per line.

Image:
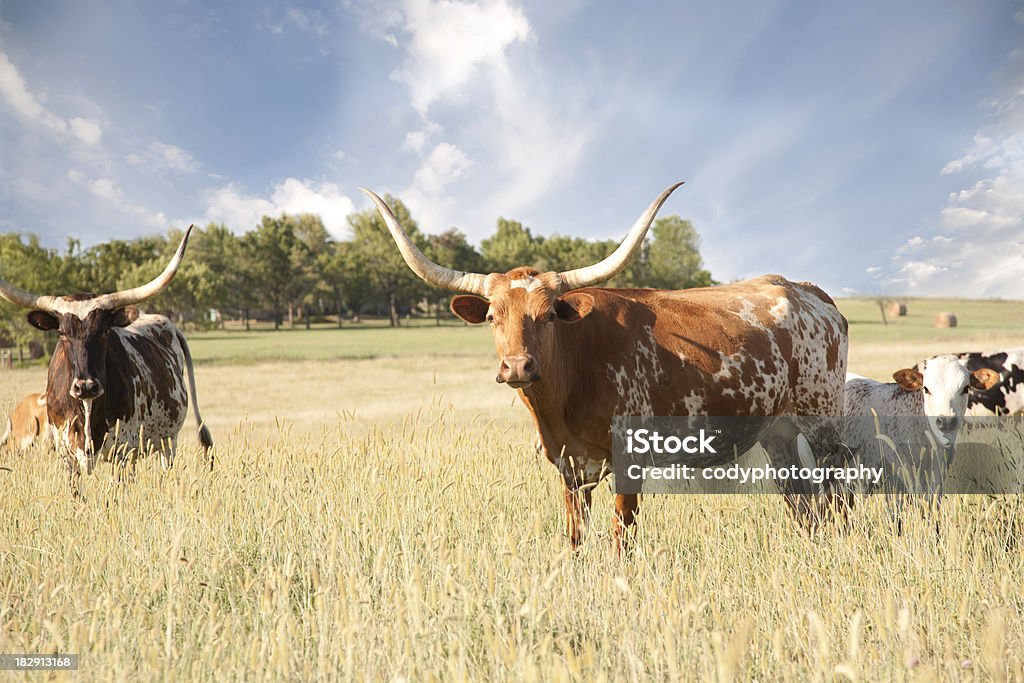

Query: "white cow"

xmin=844 ymin=355 xmax=1000 ymax=496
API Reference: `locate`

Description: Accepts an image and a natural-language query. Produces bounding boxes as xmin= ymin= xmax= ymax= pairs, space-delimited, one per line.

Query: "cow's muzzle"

xmin=497 ymin=354 xmax=541 ymax=388
xmin=935 ymin=416 xmax=959 ymax=434
xmin=70 ymin=378 xmax=104 ymax=400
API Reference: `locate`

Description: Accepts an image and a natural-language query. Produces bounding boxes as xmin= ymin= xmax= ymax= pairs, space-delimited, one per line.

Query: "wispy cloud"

xmin=353 ymin=0 xmax=593 ymax=234
xmin=0 ymin=51 xmax=102 ymax=146
xmin=391 ymin=0 xmax=530 ymax=115
xmin=67 ymin=169 xmax=168 ymax=229
xmin=878 ymin=41 xmax=1024 ymax=298
xmin=126 ymin=141 xmax=201 ymax=174
xmin=204 ymin=178 xmax=355 ymax=238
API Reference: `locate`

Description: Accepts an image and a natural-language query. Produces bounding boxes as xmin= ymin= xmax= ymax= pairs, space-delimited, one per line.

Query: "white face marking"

xmin=919 ymin=355 xmax=973 ymax=445
xmin=50 ymin=298 xmax=104 ymax=318
xmin=82 ymin=398 xmax=94 ymax=452
xmin=509 ymin=277 xmax=543 ymax=292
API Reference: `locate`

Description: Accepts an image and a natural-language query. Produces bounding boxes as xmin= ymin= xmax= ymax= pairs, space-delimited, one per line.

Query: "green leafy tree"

xmin=242 ymin=216 xmax=303 ymax=330
xmin=0 ymin=234 xmax=63 ymax=350
xmin=348 ymin=196 xmax=430 ymax=327
xmin=480 ymin=218 xmax=540 ymax=272
xmin=290 ymin=214 xmax=332 ymax=328
xmin=640 ymin=216 xmax=713 ymax=289
xmin=425 ymin=228 xmax=483 ymax=323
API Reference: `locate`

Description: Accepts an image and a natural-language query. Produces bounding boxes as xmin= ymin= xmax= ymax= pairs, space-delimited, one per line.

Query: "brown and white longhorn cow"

xmin=362 ymin=183 xmax=849 ymax=549
xmin=1 ymin=392 xmax=49 ymax=452
xmin=0 ymin=228 xmax=213 ymax=493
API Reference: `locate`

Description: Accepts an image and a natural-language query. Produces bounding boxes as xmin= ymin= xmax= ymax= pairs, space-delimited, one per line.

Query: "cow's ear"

xmin=892 ymin=368 xmax=924 ymax=391
xmin=27 ymin=311 xmax=58 ymax=331
xmin=111 ymin=306 xmax=140 ymax=327
xmin=450 ymin=295 xmax=489 ymax=324
xmin=554 ymin=292 xmax=594 ymax=323
xmin=971 ymin=368 xmax=1000 ymax=391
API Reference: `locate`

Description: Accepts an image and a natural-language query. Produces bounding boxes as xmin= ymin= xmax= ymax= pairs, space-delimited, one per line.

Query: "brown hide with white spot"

xmin=473 ymin=270 xmax=848 ymax=488
xmin=45 ymin=313 xmax=197 ymax=475
xmin=365 ymin=184 xmax=849 ymax=549
xmin=0 ymin=226 xmax=212 ymax=493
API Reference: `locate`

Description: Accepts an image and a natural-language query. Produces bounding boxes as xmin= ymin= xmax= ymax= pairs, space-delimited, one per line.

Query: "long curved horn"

xmin=97 ymin=225 xmax=195 ymax=309
xmin=360 ymin=189 xmax=488 ymax=296
xmin=0 ymin=273 xmax=60 ymax=312
xmin=559 ymin=182 xmax=685 ymax=291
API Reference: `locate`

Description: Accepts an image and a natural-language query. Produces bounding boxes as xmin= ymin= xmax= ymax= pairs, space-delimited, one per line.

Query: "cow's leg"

xmin=160 ymin=437 xmax=177 ymax=471
xmin=563 ymin=485 xmax=592 ymax=550
xmin=612 ymin=493 xmax=640 ymax=556
xmin=65 ymin=455 xmax=82 ymax=498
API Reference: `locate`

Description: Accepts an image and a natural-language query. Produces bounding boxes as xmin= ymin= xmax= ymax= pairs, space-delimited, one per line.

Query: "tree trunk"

xmin=288 ymin=304 xmax=294 ymax=328
xmin=274 ymin=312 xmax=280 ymax=331
xmin=389 ymin=294 xmax=400 ymax=328
xmin=244 ymin=307 xmax=250 ymax=332
xmin=336 ymin=298 xmax=343 ymax=329
xmin=435 ymin=300 xmax=441 ymax=326
xmin=305 ymin=305 xmax=311 ymax=330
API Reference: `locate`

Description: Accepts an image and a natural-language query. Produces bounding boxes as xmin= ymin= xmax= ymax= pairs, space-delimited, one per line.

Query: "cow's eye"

xmin=962 ymin=386 xmax=970 ymax=394
xmin=486 ymin=313 xmax=495 ymax=324
xmin=546 ymin=310 xmax=556 ymax=323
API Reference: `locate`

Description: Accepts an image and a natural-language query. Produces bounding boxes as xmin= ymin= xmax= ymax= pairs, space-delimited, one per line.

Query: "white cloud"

xmin=400 ymin=141 xmax=475 ymax=230
xmin=286 ymin=7 xmax=329 ymax=37
xmin=204 ymin=178 xmax=355 ymax=238
xmin=67 ymin=169 xmax=168 ymax=229
xmin=0 ymin=51 xmax=102 ymax=146
xmin=353 ymin=0 xmax=592 ymax=233
xmin=411 ymin=142 xmax=472 ymax=195
xmin=126 ymin=141 xmax=200 ymax=173
xmin=391 ymin=0 xmax=530 ymax=115
xmin=882 ymin=74 xmax=1024 ymax=297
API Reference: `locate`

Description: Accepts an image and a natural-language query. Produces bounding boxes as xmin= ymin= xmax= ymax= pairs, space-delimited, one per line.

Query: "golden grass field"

xmin=1 ymin=298 xmax=1023 ymax=681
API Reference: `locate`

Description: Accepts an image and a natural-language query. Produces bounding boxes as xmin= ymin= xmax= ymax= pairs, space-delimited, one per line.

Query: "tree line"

xmin=0 ymin=195 xmax=712 ymax=346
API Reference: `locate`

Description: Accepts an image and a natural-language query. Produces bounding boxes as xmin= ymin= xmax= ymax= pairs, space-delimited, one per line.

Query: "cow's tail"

xmin=177 ymin=330 xmax=214 ymax=460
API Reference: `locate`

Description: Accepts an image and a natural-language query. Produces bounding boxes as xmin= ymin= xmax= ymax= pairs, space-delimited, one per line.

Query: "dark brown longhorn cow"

xmin=362 ymin=183 xmax=849 ymax=550
xmin=0 ymin=228 xmax=213 ymax=493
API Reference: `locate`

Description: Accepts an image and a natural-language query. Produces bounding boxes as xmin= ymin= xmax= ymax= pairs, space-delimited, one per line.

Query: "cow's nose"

xmin=935 ymin=416 xmax=958 ymax=433
xmin=71 ymin=378 xmax=103 ymax=400
xmin=497 ymin=355 xmax=541 ymax=386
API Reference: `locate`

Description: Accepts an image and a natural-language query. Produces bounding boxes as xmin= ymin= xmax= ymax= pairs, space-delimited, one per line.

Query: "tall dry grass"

xmin=1 ymin=355 xmax=1022 ymax=681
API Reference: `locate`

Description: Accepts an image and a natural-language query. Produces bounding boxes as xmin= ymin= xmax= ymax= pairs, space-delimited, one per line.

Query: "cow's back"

xmin=581 ymin=275 xmax=847 ymax=419
xmin=107 ymin=314 xmax=189 ymax=453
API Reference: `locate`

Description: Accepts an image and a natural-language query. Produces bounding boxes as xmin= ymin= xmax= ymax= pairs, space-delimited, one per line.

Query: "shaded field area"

xmin=183 ymin=319 xmax=494 ymax=365
xmin=180 ymin=297 xmax=1024 ymax=377
xmin=1 ymin=296 xmax=1023 ymax=679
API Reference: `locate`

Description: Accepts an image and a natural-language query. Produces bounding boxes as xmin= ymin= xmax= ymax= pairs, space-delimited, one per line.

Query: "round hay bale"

xmin=27 ymin=340 xmax=45 ymax=359
xmin=934 ymin=312 xmax=958 ymax=328
xmin=886 ymin=301 xmax=907 ymax=317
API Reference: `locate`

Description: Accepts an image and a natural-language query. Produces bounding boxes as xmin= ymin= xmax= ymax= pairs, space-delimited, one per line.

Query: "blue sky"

xmin=1 ymin=0 xmax=1021 ymax=298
